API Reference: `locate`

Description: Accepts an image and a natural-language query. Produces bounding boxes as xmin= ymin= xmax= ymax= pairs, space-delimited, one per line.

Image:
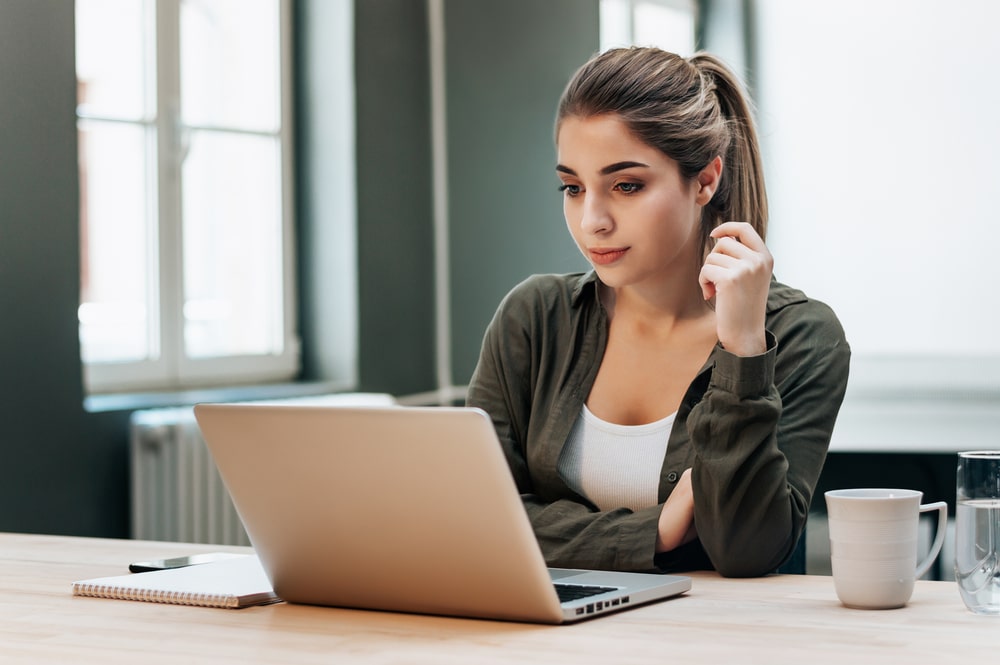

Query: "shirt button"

xmin=666 ymin=472 xmax=679 ymax=483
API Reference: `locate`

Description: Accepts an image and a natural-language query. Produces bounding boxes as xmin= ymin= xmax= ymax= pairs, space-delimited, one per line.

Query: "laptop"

xmin=192 ymin=403 xmax=691 ymax=624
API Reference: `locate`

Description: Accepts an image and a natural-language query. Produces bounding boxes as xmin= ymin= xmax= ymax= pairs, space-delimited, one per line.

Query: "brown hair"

xmin=556 ymin=47 xmax=768 ymax=253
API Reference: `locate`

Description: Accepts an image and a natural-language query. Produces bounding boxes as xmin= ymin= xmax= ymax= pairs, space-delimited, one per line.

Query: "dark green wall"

xmin=303 ymin=0 xmax=598 ymax=394
xmin=444 ymin=0 xmax=595 ymax=384
xmin=296 ymin=0 xmax=361 ymax=388
xmin=352 ymin=0 xmax=437 ymax=394
xmin=0 ymin=0 xmax=130 ymax=537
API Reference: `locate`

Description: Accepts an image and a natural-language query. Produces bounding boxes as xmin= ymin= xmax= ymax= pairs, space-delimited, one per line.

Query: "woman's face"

xmin=556 ymin=114 xmax=716 ymax=291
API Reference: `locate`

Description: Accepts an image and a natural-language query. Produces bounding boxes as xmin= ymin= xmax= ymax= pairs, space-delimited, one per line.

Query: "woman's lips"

xmin=589 ymin=247 xmax=629 ymax=265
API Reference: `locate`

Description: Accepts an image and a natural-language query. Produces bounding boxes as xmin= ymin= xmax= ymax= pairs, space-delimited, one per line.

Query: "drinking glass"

xmin=955 ymin=451 xmax=1000 ymax=615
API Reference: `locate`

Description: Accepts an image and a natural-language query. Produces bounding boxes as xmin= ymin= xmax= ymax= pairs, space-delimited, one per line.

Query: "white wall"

xmin=753 ymin=0 xmax=1000 ymax=450
xmin=757 ymin=0 xmax=1000 ymax=364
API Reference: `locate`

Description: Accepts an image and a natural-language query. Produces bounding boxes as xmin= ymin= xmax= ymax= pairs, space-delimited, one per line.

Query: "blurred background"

xmin=1 ymin=1 xmax=995 ymax=578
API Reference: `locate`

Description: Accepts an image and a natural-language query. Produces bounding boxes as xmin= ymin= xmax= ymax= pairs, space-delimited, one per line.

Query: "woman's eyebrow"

xmin=600 ymin=160 xmax=648 ymax=175
xmin=555 ymin=161 xmax=649 ymax=176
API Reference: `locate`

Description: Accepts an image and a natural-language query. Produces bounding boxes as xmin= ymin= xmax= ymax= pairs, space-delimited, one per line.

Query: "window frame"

xmin=77 ymin=0 xmax=299 ymax=394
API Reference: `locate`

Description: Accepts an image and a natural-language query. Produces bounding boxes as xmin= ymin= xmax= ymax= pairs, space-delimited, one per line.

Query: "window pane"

xmin=180 ymin=0 xmax=280 ymax=131
xmin=182 ymin=130 xmax=283 ymax=358
xmin=600 ymin=0 xmax=634 ymax=49
xmin=78 ymin=120 xmax=155 ymax=363
xmin=600 ymin=0 xmax=696 ymax=55
xmin=633 ymin=1 xmax=695 ymax=54
xmin=76 ymin=0 xmax=150 ymax=120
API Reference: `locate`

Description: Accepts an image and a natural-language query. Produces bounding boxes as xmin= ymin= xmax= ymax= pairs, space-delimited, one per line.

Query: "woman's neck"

xmin=599 ymin=273 xmax=712 ymax=334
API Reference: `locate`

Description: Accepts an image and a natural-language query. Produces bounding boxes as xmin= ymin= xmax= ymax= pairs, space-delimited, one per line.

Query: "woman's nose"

xmin=580 ymin=195 xmax=613 ymax=235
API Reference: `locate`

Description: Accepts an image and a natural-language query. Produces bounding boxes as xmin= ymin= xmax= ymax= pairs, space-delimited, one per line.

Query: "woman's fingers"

xmin=710 ymin=221 xmax=767 ymax=251
xmin=700 ymin=221 xmax=773 ymax=356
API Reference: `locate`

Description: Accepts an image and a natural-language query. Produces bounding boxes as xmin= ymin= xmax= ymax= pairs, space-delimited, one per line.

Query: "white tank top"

xmin=556 ymin=404 xmax=675 ymax=512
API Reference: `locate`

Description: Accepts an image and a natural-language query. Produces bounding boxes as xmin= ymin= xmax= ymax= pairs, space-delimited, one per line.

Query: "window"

xmin=76 ymin=0 xmax=298 ymax=394
xmin=600 ymin=0 xmax=696 ymax=55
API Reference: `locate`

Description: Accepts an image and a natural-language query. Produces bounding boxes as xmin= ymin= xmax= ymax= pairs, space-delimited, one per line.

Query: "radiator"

xmin=129 ymin=393 xmax=396 ymax=545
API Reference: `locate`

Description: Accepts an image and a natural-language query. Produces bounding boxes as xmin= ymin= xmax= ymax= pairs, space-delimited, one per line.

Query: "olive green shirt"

xmin=466 ymin=271 xmax=850 ymax=577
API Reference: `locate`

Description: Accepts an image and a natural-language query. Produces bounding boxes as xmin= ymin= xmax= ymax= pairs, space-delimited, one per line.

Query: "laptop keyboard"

xmin=555 ymin=583 xmax=618 ymax=603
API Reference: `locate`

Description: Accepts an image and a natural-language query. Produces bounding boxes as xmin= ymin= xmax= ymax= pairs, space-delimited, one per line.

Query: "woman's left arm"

xmin=688 ymin=324 xmax=849 ymax=576
xmin=694 ymin=222 xmax=851 ymax=577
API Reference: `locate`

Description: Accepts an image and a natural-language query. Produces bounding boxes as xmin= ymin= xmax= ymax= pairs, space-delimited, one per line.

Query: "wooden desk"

xmin=1 ymin=533 xmax=995 ymax=664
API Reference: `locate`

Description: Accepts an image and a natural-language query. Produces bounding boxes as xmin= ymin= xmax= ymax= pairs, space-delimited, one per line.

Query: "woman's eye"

xmin=615 ymin=182 xmax=644 ymax=194
xmin=558 ymin=183 xmax=581 ymax=197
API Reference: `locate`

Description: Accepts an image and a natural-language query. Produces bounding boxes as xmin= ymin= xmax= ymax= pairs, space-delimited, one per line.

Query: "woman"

xmin=466 ymin=47 xmax=850 ymax=577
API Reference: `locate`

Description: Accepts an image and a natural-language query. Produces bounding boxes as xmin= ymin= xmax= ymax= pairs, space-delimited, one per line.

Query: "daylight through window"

xmin=76 ymin=0 xmax=298 ymax=393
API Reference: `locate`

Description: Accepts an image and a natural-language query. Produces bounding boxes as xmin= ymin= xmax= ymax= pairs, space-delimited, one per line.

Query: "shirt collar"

xmin=570 ymin=270 xmax=600 ymax=306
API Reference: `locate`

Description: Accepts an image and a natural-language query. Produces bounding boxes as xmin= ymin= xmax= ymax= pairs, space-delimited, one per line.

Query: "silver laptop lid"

xmin=194 ymin=404 xmax=567 ymax=623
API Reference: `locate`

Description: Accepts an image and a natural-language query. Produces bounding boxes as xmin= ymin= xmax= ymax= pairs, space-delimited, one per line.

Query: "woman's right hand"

xmin=655 ymin=468 xmax=697 ymax=552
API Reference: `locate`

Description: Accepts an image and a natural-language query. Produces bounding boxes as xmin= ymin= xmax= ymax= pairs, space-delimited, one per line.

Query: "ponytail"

xmin=687 ymin=53 xmax=768 ymax=243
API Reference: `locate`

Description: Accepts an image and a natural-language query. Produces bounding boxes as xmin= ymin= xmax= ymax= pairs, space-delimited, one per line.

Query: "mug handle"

xmin=915 ymin=501 xmax=949 ymax=579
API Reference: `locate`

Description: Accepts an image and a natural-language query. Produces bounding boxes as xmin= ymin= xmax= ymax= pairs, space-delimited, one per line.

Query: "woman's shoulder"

xmin=766 ymin=278 xmax=848 ymax=348
xmin=498 ymin=272 xmax=594 ymax=313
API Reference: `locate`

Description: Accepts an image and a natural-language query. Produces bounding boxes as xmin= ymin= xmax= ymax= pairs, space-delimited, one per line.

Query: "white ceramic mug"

xmin=825 ymin=488 xmax=947 ymax=609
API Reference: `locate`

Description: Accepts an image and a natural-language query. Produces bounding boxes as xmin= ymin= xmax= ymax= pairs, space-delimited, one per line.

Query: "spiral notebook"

xmin=72 ymin=554 xmax=280 ymax=609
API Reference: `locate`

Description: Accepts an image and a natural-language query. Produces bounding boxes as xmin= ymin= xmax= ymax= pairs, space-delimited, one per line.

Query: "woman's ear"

xmin=695 ymin=156 xmax=723 ymax=206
